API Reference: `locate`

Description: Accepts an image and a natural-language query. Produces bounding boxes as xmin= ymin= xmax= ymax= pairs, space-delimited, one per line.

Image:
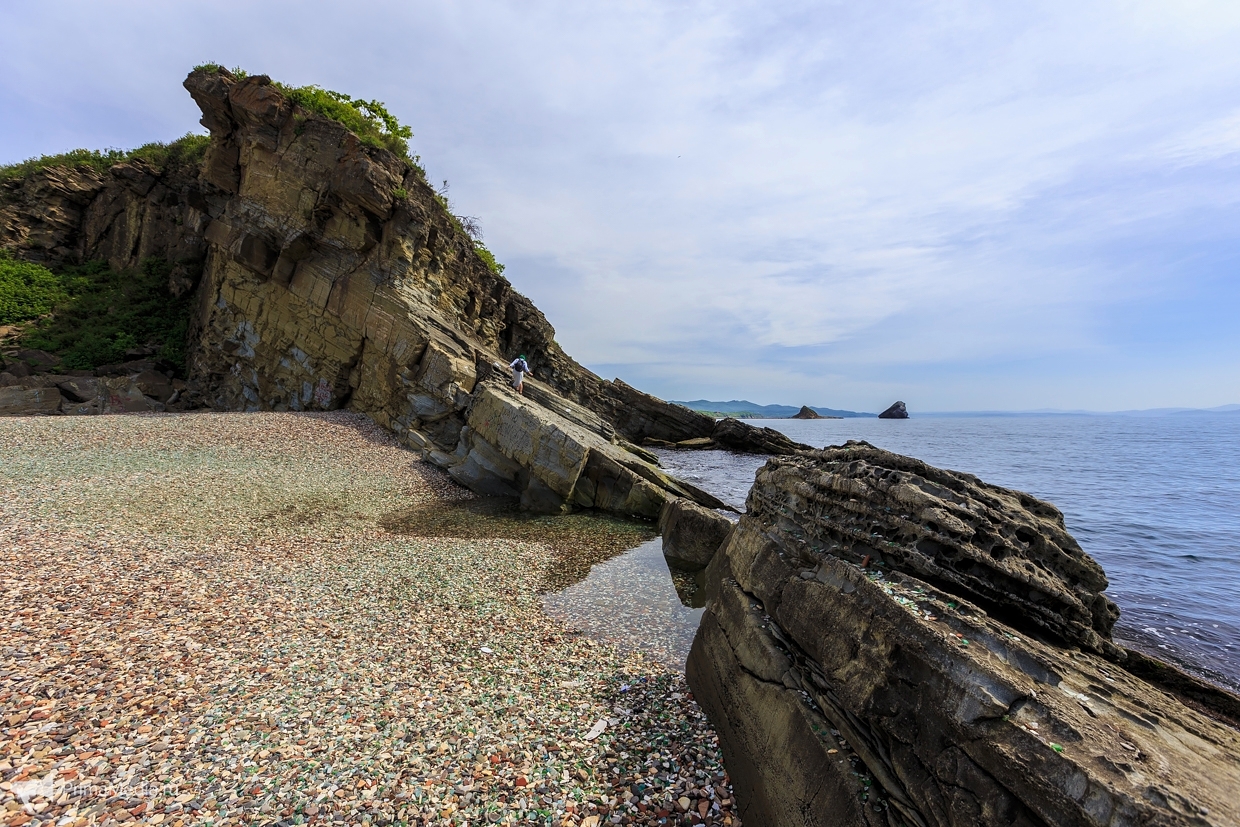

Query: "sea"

xmin=650 ymin=414 xmax=1240 ymax=693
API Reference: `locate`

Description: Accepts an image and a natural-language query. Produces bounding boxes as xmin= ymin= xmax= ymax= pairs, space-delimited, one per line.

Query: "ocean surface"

xmin=652 ymin=414 xmax=1240 ymax=692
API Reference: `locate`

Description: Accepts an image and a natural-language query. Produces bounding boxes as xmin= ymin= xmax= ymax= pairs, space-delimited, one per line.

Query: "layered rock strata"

xmin=688 ymin=441 xmax=1240 ymax=827
xmin=2 ymin=67 xmax=781 ymax=515
xmin=712 ymin=415 xmax=812 ymax=454
xmin=644 ymin=417 xmax=815 ymax=454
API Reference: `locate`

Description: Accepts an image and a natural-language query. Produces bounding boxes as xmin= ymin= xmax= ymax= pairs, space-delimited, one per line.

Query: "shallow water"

xmin=541 ymin=538 xmax=704 ymax=670
xmin=655 ymin=414 xmax=1240 ymax=691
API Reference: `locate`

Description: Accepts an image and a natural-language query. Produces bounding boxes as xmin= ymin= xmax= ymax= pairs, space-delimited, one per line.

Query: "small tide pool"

xmin=542 ymin=538 xmax=706 ymax=671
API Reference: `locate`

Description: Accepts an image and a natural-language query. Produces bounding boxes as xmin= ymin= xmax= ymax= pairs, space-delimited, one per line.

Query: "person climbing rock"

xmin=509 ymin=354 xmax=533 ymax=395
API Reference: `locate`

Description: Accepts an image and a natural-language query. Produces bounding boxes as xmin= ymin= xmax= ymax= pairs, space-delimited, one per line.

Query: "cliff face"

xmin=1 ymin=68 xmax=739 ymax=515
xmin=0 ymin=155 xmax=209 ymax=293
xmin=178 ymin=69 xmax=603 ymax=418
xmin=687 ymin=442 xmax=1240 ymax=827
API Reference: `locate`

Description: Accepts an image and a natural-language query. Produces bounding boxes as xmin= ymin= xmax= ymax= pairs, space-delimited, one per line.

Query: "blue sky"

xmin=3 ymin=1 xmax=1239 ymax=412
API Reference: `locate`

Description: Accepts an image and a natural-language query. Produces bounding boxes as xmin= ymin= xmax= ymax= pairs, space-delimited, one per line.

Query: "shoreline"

xmin=1 ymin=412 xmax=736 ymax=827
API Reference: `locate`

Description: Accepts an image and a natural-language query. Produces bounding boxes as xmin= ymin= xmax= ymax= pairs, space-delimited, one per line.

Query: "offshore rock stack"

xmin=878 ymin=400 xmax=909 ymax=418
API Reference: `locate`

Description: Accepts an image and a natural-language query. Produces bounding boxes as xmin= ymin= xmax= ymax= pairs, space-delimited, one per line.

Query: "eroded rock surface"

xmin=688 ymin=442 xmax=1240 ymax=827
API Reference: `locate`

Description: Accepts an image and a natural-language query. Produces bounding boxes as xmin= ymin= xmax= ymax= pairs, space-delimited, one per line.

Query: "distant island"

xmin=673 ymin=399 xmax=876 ymax=418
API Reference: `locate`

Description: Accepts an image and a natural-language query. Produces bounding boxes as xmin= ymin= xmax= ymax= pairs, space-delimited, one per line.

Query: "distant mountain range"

xmin=672 ymin=400 xmax=876 ymax=418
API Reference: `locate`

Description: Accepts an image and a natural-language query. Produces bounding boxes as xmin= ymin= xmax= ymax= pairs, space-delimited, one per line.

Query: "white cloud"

xmin=3 ymin=0 xmax=1240 ymax=409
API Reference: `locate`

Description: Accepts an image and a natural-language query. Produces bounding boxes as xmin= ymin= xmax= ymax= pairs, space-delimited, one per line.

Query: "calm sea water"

xmin=653 ymin=414 xmax=1240 ymax=692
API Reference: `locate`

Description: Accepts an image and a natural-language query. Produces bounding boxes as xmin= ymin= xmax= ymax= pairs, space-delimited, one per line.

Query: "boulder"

xmin=791 ymin=405 xmax=823 ymax=419
xmin=712 ymin=416 xmax=811 ymax=455
xmin=55 ymin=376 xmax=103 ymax=404
xmin=659 ymin=498 xmax=733 ymax=571
xmin=132 ymin=369 xmax=175 ymax=403
xmin=688 ymin=443 xmax=1240 ymax=827
xmin=879 ymin=400 xmax=908 ymax=419
xmin=0 ymin=386 xmax=63 ymax=416
xmin=4 ymin=360 xmax=32 ymax=380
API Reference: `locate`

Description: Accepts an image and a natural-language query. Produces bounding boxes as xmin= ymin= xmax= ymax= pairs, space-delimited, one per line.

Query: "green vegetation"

xmin=192 ymin=62 xmax=248 ymax=79
xmin=0 ymin=251 xmax=67 ymax=325
xmin=14 ymin=258 xmax=194 ymax=374
xmin=692 ymin=409 xmax=762 ymax=418
xmin=0 ymin=133 xmax=210 ymax=184
xmin=392 ymin=186 xmax=408 ymax=200
xmin=194 ymin=63 xmax=415 ymax=160
xmin=434 ymin=182 xmax=507 ymax=276
xmin=472 ymin=245 xmax=505 ymax=276
xmin=277 ymin=83 xmax=413 ymax=156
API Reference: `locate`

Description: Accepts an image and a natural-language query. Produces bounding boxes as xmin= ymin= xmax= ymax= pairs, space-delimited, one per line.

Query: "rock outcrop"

xmin=659 ymin=497 xmax=733 ymax=571
xmin=688 ymin=441 xmax=1240 ymax=827
xmin=0 ymin=351 xmax=196 ymax=415
xmin=879 ymin=400 xmax=908 ymax=419
xmin=4 ymin=67 xmax=796 ymax=514
xmin=0 ymin=156 xmax=208 ymax=275
xmin=712 ymin=416 xmax=812 ymax=454
xmin=791 ymin=405 xmax=823 ymax=419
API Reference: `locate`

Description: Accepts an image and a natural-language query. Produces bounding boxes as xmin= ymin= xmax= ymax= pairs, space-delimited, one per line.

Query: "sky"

xmin=3 ymin=1 xmax=1239 ymax=412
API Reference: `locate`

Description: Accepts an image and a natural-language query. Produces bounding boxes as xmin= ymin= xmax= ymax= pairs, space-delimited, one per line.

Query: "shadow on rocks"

xmin=380 ymin=497 xmax=657 ymax=593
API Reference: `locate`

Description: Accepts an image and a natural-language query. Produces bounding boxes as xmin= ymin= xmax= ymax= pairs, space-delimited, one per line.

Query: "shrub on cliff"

xmin=196 ymin=63 xmax=413 ymax=158
xmin=18 ymin=258 xmax=193 ymax=374
xmin=0 ymin=251 xmax=67 ymax=325
xmin=279 ymin=84 xmax=413 ymax=157
xmin=0 ymin=133 xmax=210 ymax=184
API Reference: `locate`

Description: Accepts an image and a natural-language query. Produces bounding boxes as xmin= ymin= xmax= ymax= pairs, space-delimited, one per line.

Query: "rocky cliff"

xmin=686 ymin=442 xmax=1240 ymax=827
xmin=2 ymin=67 xmax=807 ymax=513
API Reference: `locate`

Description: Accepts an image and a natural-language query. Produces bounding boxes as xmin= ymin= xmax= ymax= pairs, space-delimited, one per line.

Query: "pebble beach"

xmin=1 ymin=412 xmax=736 ymax=827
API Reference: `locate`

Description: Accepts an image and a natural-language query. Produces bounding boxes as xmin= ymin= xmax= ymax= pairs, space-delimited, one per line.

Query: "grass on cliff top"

xmin=194 ymin=62 xmax=413 ymax=158
xmin=194 ymin=64 xmax=509 ymax=277
xmin=0 ymin=133 xmax=210 ymax=184
xmin=7 ymin=257 xmax=194 ymax=374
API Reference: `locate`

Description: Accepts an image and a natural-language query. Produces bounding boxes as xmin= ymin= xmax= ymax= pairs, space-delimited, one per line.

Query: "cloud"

xmin=3 ymin=0 xmax=1239 ymax=410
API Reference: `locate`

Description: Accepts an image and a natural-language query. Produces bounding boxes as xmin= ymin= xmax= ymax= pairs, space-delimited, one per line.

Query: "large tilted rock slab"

xmin=760 ymin=441 xmax=1122 ymax=656
xmin=712 ymin=415 xmax=812 ymax=455
xmin=427 ymin=382 xmax=679 ymax=517
xmin=688 ymin=443 xmax=1240 ymax=827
